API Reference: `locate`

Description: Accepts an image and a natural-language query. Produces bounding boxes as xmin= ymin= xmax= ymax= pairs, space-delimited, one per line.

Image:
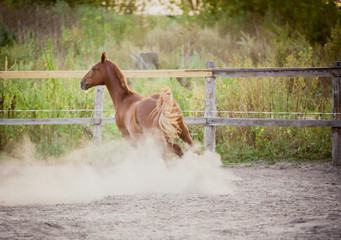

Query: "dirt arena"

xmin=1 ymin=156 xmax=340 ymax=239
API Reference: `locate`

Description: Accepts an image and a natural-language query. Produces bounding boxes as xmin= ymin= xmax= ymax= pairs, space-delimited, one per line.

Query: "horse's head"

xmin=80 ymin=52 xmax=108 ymax=90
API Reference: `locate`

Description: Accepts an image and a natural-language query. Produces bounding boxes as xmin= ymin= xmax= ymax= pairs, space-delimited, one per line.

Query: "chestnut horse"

xmin=80 ymin=52 xmax=199 ymax=160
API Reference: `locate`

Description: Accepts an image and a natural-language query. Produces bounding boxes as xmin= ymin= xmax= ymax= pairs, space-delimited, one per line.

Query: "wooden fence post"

xmin=204 ymin=61 xmax=217 ymax=151
xmin=93 ymin=86 xmax=104 ymax=145
xmin=332 ymin=61 xmax=341 ymax=166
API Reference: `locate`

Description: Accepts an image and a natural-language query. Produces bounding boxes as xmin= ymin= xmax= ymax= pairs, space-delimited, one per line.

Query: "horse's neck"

xmin=106 ymin=80 xmax=127 ymax=110
xmin=105 ymin=77 xmax=132 ymax=111
xmin=105 ymin=61 xmax=135 ymax=110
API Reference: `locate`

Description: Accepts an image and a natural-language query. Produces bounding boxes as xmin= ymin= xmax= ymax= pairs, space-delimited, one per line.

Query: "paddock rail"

xmin=1 ymin=62 xmax=341 ymax=165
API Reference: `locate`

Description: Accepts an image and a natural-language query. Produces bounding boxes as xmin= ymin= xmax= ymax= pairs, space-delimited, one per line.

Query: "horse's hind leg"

xmin=166 ymin=141 xmax=184 ymax=157
xmin=177 ymin=117 xmax=200 ymax=155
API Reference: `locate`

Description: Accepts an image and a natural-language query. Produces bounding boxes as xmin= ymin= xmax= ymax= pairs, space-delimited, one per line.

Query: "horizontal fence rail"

xmin=212 ymin=67 xmax=341 ymax=78
xmin=0 ymin=117 xmax=202 ymax=126
xmin=206 ymin=118 xmax=341 ymax=127
xmin=1 ymin=67 xmax=340 ymax=79
xmin=0 ymin=118 xmax=115 ymax=125
xmin=1 ymin=62 xmax=341 ymax=165
xmin=2 ymin=117 xmax=341 ymax=128
xmin=0 ymin=69 xmax=212 ymax=79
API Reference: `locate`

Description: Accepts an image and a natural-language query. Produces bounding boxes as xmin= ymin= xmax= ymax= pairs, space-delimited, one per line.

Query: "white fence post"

xmin=93 ymin=86 xmax=104 ymax=145
xmin=204 ymin=61 xmax=217 ymax=151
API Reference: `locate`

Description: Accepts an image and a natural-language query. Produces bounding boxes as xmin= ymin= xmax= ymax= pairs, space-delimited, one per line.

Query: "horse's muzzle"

xmin=80 ymin=82 xmax=89 ymax=90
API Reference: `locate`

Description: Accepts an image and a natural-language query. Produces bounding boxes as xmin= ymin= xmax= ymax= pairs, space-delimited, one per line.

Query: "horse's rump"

xmin=149 ymin=88 xmax=182 ymax=140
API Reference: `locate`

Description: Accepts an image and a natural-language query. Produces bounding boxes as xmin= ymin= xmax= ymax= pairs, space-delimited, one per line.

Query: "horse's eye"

xmin=91 ymin=68 xmax=96 ymax=72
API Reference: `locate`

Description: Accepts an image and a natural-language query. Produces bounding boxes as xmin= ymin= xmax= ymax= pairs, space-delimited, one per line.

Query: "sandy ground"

xmin=0 ymin=161 xmax=340 ymax=240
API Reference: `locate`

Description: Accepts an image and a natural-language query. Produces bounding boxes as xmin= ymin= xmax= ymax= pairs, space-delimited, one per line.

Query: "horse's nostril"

xmin=80 ymin=82 xmax=88 ymax=90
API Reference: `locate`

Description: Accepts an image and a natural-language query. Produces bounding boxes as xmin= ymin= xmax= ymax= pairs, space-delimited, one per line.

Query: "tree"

xmin=178 ymin=0 xmax=341 ymax=44
xmin=2 ymin=0 xmax=138 ymax=14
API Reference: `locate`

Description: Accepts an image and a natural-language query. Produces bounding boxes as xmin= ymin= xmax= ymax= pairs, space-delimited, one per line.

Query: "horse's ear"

xmin=101 ymin=51 xmax=107 ymax=63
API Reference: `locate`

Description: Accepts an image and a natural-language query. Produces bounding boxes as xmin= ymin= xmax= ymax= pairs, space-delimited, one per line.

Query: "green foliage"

xmin=2 ymin=0 xmax=139 ymax=14
xmin=0 ymin=2 xmax=338 ymax=162
xmin=217 ymin=126 xmax=331 ymax=165
xmin=181 ymin=0 xmax=341 ymax=45
xmin=324 ymin=23 xmax=341 ymax=62
xmin=0 ymin=37 xmax=94 ymax=156
xmin=0 ymin=20 xmax=16 ymax=47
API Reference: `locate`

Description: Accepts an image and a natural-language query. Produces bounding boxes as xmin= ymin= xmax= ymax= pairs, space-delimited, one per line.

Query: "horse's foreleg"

xmin=120 ymin=127 xmax=138 ymax=148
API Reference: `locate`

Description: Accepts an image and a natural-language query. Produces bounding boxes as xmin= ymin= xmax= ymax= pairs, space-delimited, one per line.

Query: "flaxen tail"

xmin=150 ymin=88 xmax=182 ymax=140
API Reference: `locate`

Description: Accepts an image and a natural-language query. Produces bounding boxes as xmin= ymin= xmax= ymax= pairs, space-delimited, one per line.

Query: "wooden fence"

xmin=1 ymin=62 xmax=341 ymax=165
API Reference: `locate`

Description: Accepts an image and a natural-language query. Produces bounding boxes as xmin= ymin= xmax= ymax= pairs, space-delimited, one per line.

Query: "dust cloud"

xmin=0 ymin=137 xmax=237 ymax=206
